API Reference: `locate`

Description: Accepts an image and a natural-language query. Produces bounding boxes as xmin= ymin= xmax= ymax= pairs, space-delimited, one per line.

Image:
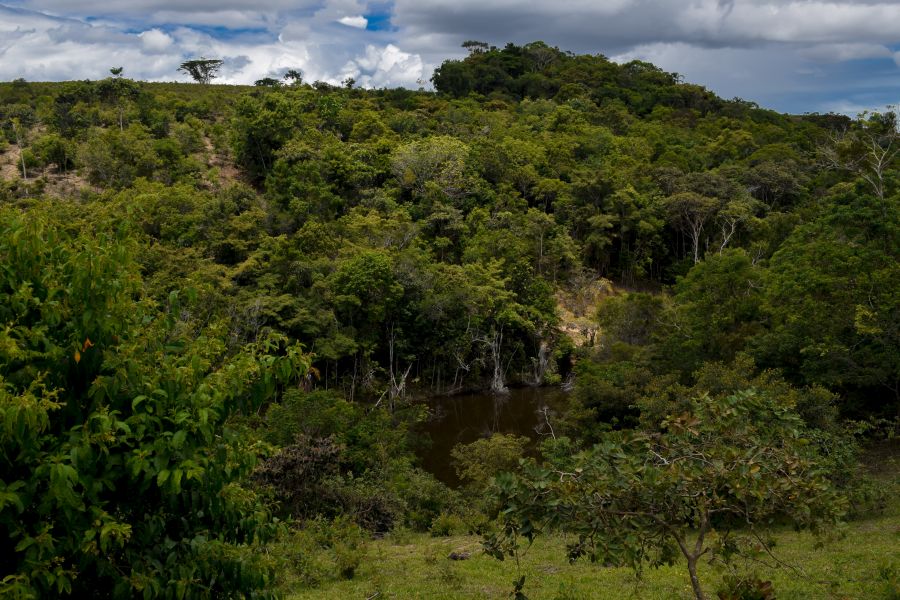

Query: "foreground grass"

xmin=287 ymin=448 xmax=900 ymax=599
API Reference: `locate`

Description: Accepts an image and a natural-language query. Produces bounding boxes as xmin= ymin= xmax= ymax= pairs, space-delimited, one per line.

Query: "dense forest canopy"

xmin=1 ymin=41 xmax=898 ymax=599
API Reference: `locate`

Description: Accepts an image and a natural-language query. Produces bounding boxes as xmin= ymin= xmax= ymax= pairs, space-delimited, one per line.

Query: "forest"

xmin=1 ymin=41 xmax=898 ymax=599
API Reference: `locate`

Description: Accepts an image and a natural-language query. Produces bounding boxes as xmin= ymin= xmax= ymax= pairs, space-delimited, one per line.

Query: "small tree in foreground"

xmin=178 ymin=58 xmax=224 ymax=84
xmin=485 ymin=390 xmax=847 ymax=600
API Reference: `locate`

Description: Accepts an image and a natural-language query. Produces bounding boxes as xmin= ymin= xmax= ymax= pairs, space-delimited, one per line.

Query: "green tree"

xmin=756 ymin=190 xmax=900 ymax=417
xmin=658 ymin=249 xmax=765 ymax=375
xmin=0 ymin=206 xmax=310 ymax=598
xmin=283 ymin=69 xmax=303 ymax=85
xmin=487 ymin=391 xmax=846 ymax=600
xmin=178 ymin=58 xmax=224 ymax=84
xmin=391 ymin=135 xmax=473 ymax=201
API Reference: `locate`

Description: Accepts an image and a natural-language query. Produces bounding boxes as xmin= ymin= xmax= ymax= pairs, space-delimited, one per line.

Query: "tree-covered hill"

xmin=1 ymin=43 xmax=898 ymax=598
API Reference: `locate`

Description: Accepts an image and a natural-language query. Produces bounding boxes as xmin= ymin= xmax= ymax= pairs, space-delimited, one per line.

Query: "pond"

xmin=417 ymin=386 xmax=570 ymax=486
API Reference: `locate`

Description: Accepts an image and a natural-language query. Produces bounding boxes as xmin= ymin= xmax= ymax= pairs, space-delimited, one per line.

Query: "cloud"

xmin=3 ymin=1 xmax=900 ymax=112
xmin=800 ymin=42 xmax=892 ymax=63
xmin=139 ymin=28 xmax=173 ymax=53
xmin=392 ymin=0 xmax=900 ymax=53
xmin=389 ymin=0 xmax=900 ymax=112
xmin=351 ymin=43 xmax=426 ymax=87
xmin=338 ymin=15 xmax=368 ymax=29
xmin=0 ymin=2 xmax=428 ymax=88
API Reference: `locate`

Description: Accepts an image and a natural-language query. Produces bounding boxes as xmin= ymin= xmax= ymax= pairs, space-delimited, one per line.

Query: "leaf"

xmin=172 ymin=430 xmax=186 ymax=449
xmin=74 ymin=350 xmax=81 ymax=364
xmin=171 ymin=469 xmax=183 ymax=493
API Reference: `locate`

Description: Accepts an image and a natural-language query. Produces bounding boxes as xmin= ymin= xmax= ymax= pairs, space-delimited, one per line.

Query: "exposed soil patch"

xmin=202 ymin=135 xmax=244 ymax=190
xmin=555 ymin=276 xmax=616 ymax=347
xmin=0 ymin=144 xmax=24 ymax=181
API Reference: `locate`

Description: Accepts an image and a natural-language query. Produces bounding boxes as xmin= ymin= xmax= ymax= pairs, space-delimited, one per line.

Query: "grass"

xmin=285 ymin=446 xmax=900 ymax=599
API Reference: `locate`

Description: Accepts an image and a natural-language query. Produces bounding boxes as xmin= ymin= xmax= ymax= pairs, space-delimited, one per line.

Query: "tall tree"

xmin=178 ymin=58 xmax=224 ymax=84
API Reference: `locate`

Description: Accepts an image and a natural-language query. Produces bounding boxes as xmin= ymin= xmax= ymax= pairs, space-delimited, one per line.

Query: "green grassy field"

xmin=286 ymin=445 xmax=900 ymax=600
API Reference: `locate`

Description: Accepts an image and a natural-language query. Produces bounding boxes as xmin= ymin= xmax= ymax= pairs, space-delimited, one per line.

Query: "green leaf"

xmin=131 ymin=395 xmax=148 ymax=411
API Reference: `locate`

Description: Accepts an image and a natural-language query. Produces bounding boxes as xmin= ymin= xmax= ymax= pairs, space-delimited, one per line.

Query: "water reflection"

xmin=418 ymin=387 xmax=568 ymax=486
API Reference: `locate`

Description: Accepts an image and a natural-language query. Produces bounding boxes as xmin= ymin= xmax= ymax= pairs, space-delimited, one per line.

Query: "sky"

xmin=2 ymin=1 xmax=900 ymax=114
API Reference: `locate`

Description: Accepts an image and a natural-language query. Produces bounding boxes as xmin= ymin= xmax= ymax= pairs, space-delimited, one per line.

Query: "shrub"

xmin=429 ymin=512 xmax=467 ymax=537
xmin=0 ymin=206 xmax=310 ymax=598
xmin=259 ymin=390 xmax=453 ymax=532
xmin=451 ymin=433 xmax=529 ymax=491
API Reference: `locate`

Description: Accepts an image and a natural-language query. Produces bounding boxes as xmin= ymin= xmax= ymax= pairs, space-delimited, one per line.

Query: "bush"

xmin=429 ymin=512 xmax=467 ymax=537
xmin=259 ymin=390 xmax=454 ymax=532
xmin=877 ymin=562 xmax=900 ymax=600
xmin=0 ymin=206 xmax=310 ymax=598
xmin=273 ymin=517 xmax=368 ymax=589
xmin=716 ymin=574 xmax=776 ymax=600
xmin=451 ymin=433 xmax=529 ymax=491
xmin=253 ymin=435 xmax=343 ymax=519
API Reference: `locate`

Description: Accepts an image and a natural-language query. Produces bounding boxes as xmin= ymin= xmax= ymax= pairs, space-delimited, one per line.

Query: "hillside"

xmin=1 ymin=43 xmax=898 ymax=599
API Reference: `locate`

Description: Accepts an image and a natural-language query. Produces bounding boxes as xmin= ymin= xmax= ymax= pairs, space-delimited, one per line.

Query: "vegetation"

xmin=1 ymin=39 xmax=898 ymax=598
xmin=290 ymin=450 xmax=899 ymax=599
xmin=486 ymin=391 xmax=846 ymax=600
xmin=178 ymin=59 xmax=224 ymax=85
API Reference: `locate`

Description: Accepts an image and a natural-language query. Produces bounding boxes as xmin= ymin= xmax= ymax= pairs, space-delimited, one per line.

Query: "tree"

xmin=657 ymin=249 xmax=765 ymax=375
xmin=177 ymin=58 xmax=224 ymax=84
xmin=486 ymin=391 xmax=846 ymax=600
xmin=663 ymin=191 xmax=719 ymax=263
xmin=430 ymin=60 xmax=475 ymax=97
xmin=254 ymin=77 xmax=282 ymax=87
xmin=0 ymin=206 xmax=310 ymax=598
xmin=391 ymin=136 xmax=473 ymax=201
xmin=10 ymin=117 xmax=28 ymax=180
xmin=109 ymin=66 xmax=123 ymax=77
xmin=819 ymin=110 xmax=900 ymax=218
xmin=461 ymin=40 xmax=490 ymax=54
xmin=756 ymin=190 xmax=900 ymax=417
xmin=523 ymin=41 xmax=559 ymax=72
xmin=283 ymin=69 xmax=303 ymax=85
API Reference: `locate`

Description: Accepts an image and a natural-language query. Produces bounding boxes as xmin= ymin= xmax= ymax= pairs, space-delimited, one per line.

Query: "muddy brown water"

xmin=417 ymin=386 xmax=569 ymax=486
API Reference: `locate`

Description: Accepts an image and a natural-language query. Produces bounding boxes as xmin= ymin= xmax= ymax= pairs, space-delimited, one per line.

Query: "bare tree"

xmin=716 ymin=198 xmax=756 ymax=254
xmin=475 ymin=328 xmax=509 ymax=394
xmin=663 ymin=191 xmax=719 ymax=263
xmin=819 ymin=109 xmax=900 ymax=221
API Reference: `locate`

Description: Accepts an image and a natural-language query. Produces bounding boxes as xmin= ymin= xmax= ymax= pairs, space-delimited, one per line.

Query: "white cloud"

xmin=338 ymin=15 xmax=368 ymax=29
xmin=351 ymin=43 xmax=427 ymax=87
xmin=139 ymin=28 xmax=173 ymax=53
xmin=4 ymin=1 xmax=900 ymax=111
xmin=0 ymin=3 xmax=428 ymax=89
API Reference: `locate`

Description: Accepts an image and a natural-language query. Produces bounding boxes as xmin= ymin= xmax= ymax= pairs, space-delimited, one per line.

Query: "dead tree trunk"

xmin=532 ymin=340 xmax=550 ymax=386
xmin=487 ymin=329 xmax=508 ymax=394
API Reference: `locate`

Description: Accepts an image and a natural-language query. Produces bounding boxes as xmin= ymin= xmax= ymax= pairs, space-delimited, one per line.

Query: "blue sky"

xmin=2 ymin=1 xmax=900 ymax=115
